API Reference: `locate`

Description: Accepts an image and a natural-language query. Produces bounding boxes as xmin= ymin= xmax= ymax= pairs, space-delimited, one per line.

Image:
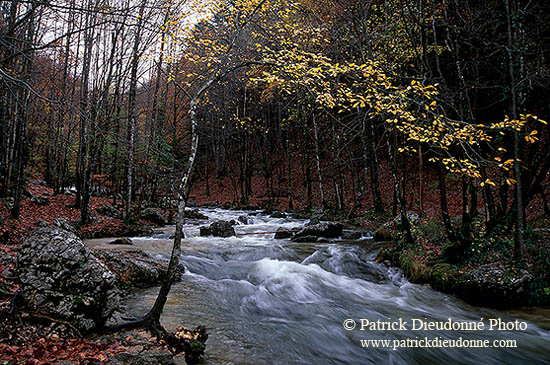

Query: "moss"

xmin=398 ymin=250 xmax=431 ymax=283
xmin=430 ymin=263 xmax=460 ymax=293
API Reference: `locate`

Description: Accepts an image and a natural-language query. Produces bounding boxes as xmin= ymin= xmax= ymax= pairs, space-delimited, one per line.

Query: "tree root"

xmin=105 ymin=315 xmax=208 ymax=364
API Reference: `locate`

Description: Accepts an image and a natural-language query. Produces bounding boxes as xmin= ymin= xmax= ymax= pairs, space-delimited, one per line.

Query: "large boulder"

xmin=96 ymin=203 xmax=122 ymax=219
xmin=200 ymin=220 xmax=236 ymax=237
xmin=93 ymin=250 xmax=184 ymax=289
xmin=16 ymin=228 xmax=120 ymax=332
xmin=141 ymin=208 xmax=167 ymax=226
xmin=53 ymin=217 xmax=79 ymax=235
xmin=291 ymin=222 xmax=343 ymax=241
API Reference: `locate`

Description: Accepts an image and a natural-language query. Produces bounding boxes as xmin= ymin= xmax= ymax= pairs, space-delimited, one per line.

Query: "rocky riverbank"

xmin=374 ymin=218 xmax=550 ymax=309
xmin=0 ymin=225 xmax=206 ymax=364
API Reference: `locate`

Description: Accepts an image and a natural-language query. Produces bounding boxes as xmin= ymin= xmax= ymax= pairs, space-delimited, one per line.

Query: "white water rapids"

xmin=85 ymin=208 xmax=550 ymax=364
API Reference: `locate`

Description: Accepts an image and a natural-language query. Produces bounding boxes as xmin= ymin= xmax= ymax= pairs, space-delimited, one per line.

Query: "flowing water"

xmin=86 ymin=208 xmax=550 ymax=364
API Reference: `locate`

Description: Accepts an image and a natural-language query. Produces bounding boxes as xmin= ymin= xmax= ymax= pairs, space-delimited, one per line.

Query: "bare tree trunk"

xmin=312 ymin=113 xmax=325 ymax=206
xmin=504 ymin=0 xmax=523 ymax=259
xmin=126 ymin=0 xmax=146 ymax=219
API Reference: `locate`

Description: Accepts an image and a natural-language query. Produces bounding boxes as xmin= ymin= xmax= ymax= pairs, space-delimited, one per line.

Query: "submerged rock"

xmin=16 ymin=228 xmax=120 ymax=332
xmin=200 ymin=220 xmax=236 ymax=237
xmin=292 ymin=222 xmax=343 ymax=241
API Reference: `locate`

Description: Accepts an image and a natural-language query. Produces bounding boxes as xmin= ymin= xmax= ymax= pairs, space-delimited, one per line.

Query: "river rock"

xmin=16 ymin=228 xmax=120 ymax=332
xmin=274 ymin=227 xmax=295 ymax=239
xmin=237 ymin=215 xmax=249 ymax=224
xmin=459 ymin=263 xmax=533 ymax=307
xmin=305 ymin=217 xmax=321 ymax=226
xmin=292 ymin=235 xmax=319 ymax=243
xmin=341 ymin=230 xmax=364 ymax=240
xmin=30 ymin=195 xmax=49 ymax=206
xmin=141 ymin=208 xmax=167 ymax=226
xmin=96 ymin=203 xmax=122 ymax=219
xmin=184 ymin=209 xmax=208 ymax=220
xmin=108 ymin=237 xmax=133 ymax=245
xmin=292 ymin=222 xmax=343 ymax=241
xmin=270 ymin=211 xmax=287 ymax=219
xmin=200 ymin=220 xmax=236 ymax=237
xmin=93 ymin=250 xmax=183 ymax=289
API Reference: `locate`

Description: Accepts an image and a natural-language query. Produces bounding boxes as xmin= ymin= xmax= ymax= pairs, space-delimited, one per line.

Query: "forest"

xmin=1 ymin=0 xmax=550 ymax=363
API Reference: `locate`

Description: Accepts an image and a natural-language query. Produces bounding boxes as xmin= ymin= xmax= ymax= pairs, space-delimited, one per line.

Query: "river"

xmin=86 ymin=208 xmax=550 ymax=364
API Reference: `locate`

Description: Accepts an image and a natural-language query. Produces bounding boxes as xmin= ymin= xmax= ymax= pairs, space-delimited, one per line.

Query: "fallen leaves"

xmin=0 ymin=337 xmax=126 ymax=364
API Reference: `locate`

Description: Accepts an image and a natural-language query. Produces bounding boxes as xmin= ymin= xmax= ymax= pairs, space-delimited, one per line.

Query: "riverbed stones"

xmin=16 ymin=228 xmax=120 ymax=332
xmin=200 ymin=220 xmax=236 ymax=237
xmin=292 ymin=222 xmax=343 ymax=241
